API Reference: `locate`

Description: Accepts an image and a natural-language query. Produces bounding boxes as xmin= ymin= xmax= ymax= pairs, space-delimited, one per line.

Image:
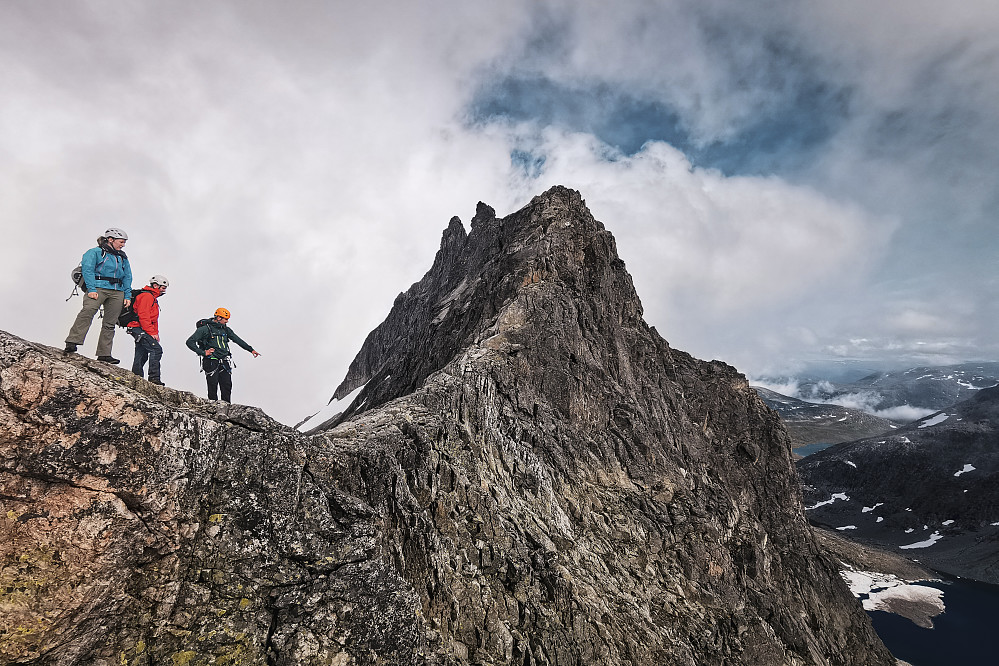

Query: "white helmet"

xmin=104 ymin=227 xmax=128 ymax=240
xmin=150 ymin=274 xmax=170 ymax=288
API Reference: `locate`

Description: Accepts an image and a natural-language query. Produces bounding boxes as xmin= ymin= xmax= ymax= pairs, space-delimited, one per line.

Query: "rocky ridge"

xmin=1 ymin=186 xmax=893 ymax=665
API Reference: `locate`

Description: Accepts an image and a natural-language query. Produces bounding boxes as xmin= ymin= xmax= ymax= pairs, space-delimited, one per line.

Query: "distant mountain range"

xmin=753 ymin=386 xmax=898 ymax=451
xmin=794 ymin=362 xmax=999 ymax=414
xmin=753 ymin=363 xmax=999 ymax=450
xmin=796 ymin=384 xmax=999 ymax=584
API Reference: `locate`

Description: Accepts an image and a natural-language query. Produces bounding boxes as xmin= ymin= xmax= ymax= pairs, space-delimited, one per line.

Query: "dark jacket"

xmin=186 ymin=320 xmax=254 ymax=360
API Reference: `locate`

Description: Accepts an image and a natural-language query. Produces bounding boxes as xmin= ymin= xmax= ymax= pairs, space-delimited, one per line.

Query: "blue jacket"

xmin=82 ymin=245 xmax=132 ymax=299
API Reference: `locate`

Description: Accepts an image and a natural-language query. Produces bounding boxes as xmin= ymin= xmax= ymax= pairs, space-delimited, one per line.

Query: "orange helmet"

xmin=214 ymin=307 xmax=231 ymax=319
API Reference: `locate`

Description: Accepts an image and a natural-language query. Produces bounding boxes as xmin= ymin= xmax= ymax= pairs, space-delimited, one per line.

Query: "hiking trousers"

xmin=130 ymin=330 xmax=162 ymax=382
xmin=66 ymin=288 xmax=125 ymax=357
xmin=204 ymin=357 xmax=233 ymax=402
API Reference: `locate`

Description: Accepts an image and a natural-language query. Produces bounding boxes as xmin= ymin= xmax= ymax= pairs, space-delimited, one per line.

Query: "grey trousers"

xmin=66 ymin=288 xmax=125 ymax=356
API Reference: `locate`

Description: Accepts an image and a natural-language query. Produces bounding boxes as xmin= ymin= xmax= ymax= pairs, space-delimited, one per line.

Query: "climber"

xmin=126 ymin=275 xmax=169 ymax=385
xmin=64 ymin=228 xmax=133 ymax=363
xmin=185 ymin=307 xmax=260 ymax=402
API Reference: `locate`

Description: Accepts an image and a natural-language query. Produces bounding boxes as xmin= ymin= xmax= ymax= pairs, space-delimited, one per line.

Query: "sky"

xmin=2 ymin=0 xmax=997 ymax=425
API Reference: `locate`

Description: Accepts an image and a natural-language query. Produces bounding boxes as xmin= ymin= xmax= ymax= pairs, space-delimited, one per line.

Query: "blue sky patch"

xmin=468 ymin=75 xmax=851 ymax=178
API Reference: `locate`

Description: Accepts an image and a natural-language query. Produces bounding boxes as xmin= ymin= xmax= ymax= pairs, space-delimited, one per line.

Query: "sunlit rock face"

xmin=1 ymin=186 xmax=892 ymax=665
xmin=798 ymin=384 xmax=999 ymax=584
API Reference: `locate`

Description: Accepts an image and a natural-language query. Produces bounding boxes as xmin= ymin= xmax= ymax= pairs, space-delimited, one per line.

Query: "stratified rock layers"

xmin=1 ymin=187 xmax=892 ymax=665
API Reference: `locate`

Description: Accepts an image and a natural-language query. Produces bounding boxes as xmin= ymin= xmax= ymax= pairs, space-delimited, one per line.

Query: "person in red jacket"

xmin=126 ymin=275 xmax=169 ymax=385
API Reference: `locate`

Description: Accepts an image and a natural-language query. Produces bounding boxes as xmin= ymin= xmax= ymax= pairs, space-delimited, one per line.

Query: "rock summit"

xmin=1 ymin=187 xmax=892 ymax=665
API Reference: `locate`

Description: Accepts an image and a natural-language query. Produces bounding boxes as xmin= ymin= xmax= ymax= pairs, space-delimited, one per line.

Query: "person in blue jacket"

xmin=64 ymin=228 xmax=133 ymax=363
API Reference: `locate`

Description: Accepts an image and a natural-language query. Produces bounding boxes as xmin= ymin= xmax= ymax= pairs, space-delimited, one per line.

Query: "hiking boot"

xmin=149 ymin=379 xmax=165 ymax=386
xmin=64 ymin=343 xmax=78 ymax=354
xmin=97 ymin=355 xmax=120 ymax=365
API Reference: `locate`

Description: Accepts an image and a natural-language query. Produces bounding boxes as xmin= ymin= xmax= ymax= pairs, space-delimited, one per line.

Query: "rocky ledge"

xmin=1 ymin=186 xmax=892 ymax=665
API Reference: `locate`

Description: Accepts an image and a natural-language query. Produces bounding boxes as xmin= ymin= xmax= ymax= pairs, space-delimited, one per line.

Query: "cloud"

xmin=1 ymin=1 xmax=997 ymax=424
xmin=751 ymin=380 xmax=936 ymax=423
xmin=874 ymin=405 xmax=936 ymax=422
xmin=0 ymin=1 xmax=530 ymax=423
xmin=495 ymin=128 xmax=896 ymax=367
xmin=750 ymin=378 xmax=801 ymax=397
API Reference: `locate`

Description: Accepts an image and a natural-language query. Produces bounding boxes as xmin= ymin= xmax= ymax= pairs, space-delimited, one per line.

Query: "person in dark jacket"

xmin=65 ymin=227 xmax=133 ymax=363
xmin=185 ymin=307 xmax=260 ymax=402
xmin=126 ymin=275 xmax=169 ymax=385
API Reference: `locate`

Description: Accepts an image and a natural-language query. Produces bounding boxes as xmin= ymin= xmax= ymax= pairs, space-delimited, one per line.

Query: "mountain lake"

xmin=794 ymin=441 xmax=836 ymax=457
xmin=868 ymin=572 xmax=999 ymax=665
xmin=795 ymin=441 xmax=999 ymax=663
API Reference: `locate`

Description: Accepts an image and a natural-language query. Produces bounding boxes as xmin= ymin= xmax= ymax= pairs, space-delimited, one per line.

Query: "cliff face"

xmin=1 ymin=186 xmax=892 ymax=665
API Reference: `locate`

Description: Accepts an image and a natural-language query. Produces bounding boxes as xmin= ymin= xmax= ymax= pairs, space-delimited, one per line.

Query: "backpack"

xmin=66 ymin=264 xmax=87 ymax=301
xmin=116 ymin=288 xmax=156 ymax=328
xmin=70 ymin=264 xmax=86 ymax=290
xmin=66 ymin=248 xmax=113 ymax=301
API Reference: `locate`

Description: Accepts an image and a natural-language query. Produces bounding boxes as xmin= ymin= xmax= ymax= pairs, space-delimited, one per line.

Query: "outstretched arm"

xmin=228 ymin=329 xmax=259 ymax=356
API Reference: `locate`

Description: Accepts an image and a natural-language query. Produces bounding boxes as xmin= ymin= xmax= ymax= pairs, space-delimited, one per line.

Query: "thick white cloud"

xmin=1 ymin=1 xmax=996 ymax=424
xmin=498 ymin=129 xmax=896 ymax=367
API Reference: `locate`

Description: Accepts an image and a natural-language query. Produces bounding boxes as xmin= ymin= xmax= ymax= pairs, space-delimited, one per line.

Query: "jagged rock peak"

xmin=470 ymin=200 xmax=496 ymax=228
xmin=327 ymin=185 xmax=642 ymax=422
xmin=294 ymin=186 xmax=894 ymax=664
xmin=0 ymin=170 xmax=895 ymax=663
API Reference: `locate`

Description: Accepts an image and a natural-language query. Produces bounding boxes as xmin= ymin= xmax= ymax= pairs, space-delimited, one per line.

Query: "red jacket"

xmin=127 ymin=285 xmax=162 ymax=336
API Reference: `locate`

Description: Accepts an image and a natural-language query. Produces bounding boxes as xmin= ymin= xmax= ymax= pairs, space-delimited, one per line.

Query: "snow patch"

xmin=954 ymin=464 xmax=976 ymax=477
xmin=918 ymin=413 xmax=950 ymax=428
xmin=862 ymin=503 xmax=884 ymax=513
xmin=865 ymin=583 xmax=944 ymax=617
xmin=806 ymin=493 xmax=849 ymax=510
xmin=844 ymin=460 xmax=857 ymax=468
xmin=942 ymin=520 xmax=954 ymax=526
xmin=900 ymin=532 xmax=943 ymax=549
xmin=297 ymin=382 xmax=368 ymax=432
xmin=837 ymin=525 xmax=858 ymax=531
xmin=840 ymin=567 xmax=945 ymax=627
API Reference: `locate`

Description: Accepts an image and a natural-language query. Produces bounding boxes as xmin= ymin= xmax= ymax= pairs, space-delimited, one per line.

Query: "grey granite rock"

xmin=0 ymin=186 xmax=892 ymax=665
